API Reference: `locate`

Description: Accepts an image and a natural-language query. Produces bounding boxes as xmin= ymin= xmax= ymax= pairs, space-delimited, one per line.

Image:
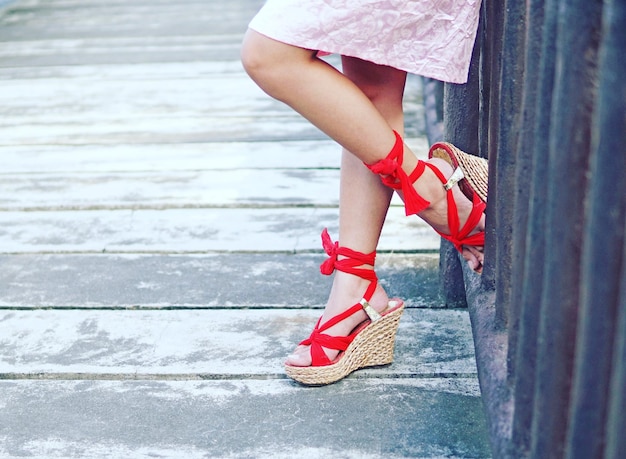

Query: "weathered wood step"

xmin=0 ymin=207 xmax=439 ymax=253
xmin=0 ymin=308 xmax=476 ymax=378
xmin=0 ymin=378 xmax=490 ymax=458
xmin=0 ymin=253 xmax=441 ymax=308
xmin=0 ymin=138 xmax=430 ymax=173
xmin=0 ymin=68 xmax=424 ymax=144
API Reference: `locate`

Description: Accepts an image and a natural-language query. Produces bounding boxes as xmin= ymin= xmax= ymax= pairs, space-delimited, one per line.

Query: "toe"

xmin=285 ymin=346 xmax=312 ymax=367
xmin=462 ymin=246 xmax=483 ymax=273
xmin=467 ymin=245 xmax=484 ymax=265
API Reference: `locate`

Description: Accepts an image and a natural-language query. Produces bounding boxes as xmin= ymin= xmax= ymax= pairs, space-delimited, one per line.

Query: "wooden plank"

xmin=0 ymin=308 xmax=477 ymax=377
xmin=0 ymin=35 xmax=247 ymax=66
xmin=0 ymin=114 xmax=325 ymax=145
xmin=0 ymin=0 xmax=264 ymax=43
xmin=0 ymin=207 xmax=440 ymax=253
xmin=0 ymin=169 xmax=343 ymax=210
xmin=0 ymin=378 xmax=490 ymax=458
xmin=0 ymin=72 xmax=321 ymax=145
xmin=0 ymin=60 xmax=244 ymax=79
xmin=0 ymin=137 xmax=430 ymax=173
xmin=0 ymin=168 xmax=416 ymax=210
xmin=0 ymin=76 xmax=424 ymax=145
xmin=0 ymin=140 xmax=341 ymax=172
xmin=0 ymin=69 xmax=274 ymax=117
xmin=0 ymin=253 xmax=441 ymax=308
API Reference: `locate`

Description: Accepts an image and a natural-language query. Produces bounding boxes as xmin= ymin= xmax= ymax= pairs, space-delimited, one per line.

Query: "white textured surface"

xmin=0 ymin=206 xmax=438 ymax=253
xmin=0 ymin=378 xmax=488 ymax=458
xmin=0 ymin=309 xmax=477 ymax=376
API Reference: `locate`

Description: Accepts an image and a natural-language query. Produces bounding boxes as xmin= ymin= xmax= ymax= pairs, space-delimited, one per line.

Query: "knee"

xmin=240 ymin=31 xmax=265 ymax=79
xmin=240 ymin=30 xmax=284 ymax=94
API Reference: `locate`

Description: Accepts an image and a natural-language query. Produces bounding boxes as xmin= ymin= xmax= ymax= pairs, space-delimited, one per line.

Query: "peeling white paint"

xmin=0 ymin=309 xmax=477 ymax=377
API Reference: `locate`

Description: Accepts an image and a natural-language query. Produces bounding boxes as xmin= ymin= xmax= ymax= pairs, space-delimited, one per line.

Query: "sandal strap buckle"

xmin=443 ymin=167 xmax=465 ymax=191
xmin=360 ymin=298 xmax=382 ymax=322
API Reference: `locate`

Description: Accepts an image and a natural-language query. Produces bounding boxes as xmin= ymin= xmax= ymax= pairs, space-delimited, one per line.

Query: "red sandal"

xmin=366 ymin=131 xmax=487 ymax=260
xmin=284 ymin=229 xmax=405 ymax=386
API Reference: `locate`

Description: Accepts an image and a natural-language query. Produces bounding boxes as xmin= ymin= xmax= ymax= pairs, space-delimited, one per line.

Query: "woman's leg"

xmin=286 ymin=57 xmax=405 ymax=366
xmin=241 ymin=31 xmax=484 ymax=270
xmin=242 ymin=30 xmax=397 ymax=163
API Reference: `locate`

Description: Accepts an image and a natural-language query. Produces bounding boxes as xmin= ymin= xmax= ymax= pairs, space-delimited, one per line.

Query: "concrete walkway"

xmin=0 ymin=1 xmax=490 ymax=457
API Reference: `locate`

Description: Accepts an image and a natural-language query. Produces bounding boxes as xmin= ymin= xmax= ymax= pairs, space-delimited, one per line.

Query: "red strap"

xmin=300 ymin=229 xmax=380 ymax=366
xmin=365 ymin=130 xmax=430 ymax=216
xmin=319 ymin=228 xmax=377 ymax=302
xmin=299 ymin=303 xmax=364 ymax=365
xmin=424 ymin=163 xmax=486 ymax=252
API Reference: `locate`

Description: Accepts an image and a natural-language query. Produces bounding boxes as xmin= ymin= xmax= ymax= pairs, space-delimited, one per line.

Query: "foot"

xmin=285 ymin=270 xmax=392 ymax=367
xmin=365 ymin=132 xmax=486 ymax=273
xmin=413 ymin=158 xmax=486 ymax=272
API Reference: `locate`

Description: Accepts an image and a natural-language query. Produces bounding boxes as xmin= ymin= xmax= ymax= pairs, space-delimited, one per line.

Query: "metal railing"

xmin=440 ymin=0 xmax=626 ymax=457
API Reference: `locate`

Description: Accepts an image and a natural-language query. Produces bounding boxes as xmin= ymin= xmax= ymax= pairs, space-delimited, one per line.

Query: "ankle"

xmin=329 ymin=270 xmax=374 ymax=298
xmin=413 ymin=159 xmax=451 ymax=206
xmin=327 ymin=271 xmax=389 ymax=312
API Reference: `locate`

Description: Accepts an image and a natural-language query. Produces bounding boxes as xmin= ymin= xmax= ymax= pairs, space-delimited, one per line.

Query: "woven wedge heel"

xmin=366 ymin=130 xmax=487 ymax=260
xmin=284 ymin=229 xmax=405 ymax=386
xmin=285 ymin=301 xmax=404 ymax=385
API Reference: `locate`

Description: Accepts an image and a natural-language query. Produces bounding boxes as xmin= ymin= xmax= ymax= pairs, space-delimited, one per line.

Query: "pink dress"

xmin=248 ymin=0 xmax=482 ymax=84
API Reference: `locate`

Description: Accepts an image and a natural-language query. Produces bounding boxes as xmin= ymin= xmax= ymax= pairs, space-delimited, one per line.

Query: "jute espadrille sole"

xmin=285 ymin=301 xmax=405 ymax=386
xmin=429 ymin=142 xmax=488 ymax=204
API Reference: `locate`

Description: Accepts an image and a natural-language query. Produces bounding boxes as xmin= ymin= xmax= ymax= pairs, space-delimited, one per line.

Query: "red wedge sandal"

xmin=284 ymin=229 xmax=405 ymax=386
xmin=366 ymin=131 xmax=487 ymax=258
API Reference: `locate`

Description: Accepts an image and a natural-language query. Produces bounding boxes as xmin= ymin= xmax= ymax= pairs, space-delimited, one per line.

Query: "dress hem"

xmin=248 ymin=26 xmax=471 ymax=84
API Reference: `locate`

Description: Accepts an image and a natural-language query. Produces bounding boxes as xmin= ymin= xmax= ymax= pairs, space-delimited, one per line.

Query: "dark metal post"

xmin=566 ymin=0 xmax=626 ymax=456
xmin=511 ymin=0 xmax=557 ymax=453
xmin=440 ymin=0 xmax=625 ymax=457
xmin=602 ymin=5 xmax=626 ymax=458
xmin=530 ymin=1 xmax=602 ymax=456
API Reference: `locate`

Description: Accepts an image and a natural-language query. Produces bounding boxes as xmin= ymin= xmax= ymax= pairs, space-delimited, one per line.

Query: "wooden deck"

xmin=0 ymin=1 xmax=490 ymax=457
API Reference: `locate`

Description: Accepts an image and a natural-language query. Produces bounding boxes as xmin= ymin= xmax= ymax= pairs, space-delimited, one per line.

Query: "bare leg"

xmin=286 ymin=57 xmax=405 ymax=366
xmin=241 ymin=31 xmax=484 ymax=270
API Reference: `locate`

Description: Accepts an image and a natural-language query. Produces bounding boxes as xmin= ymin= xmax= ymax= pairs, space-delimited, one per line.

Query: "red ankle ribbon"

xmin=366 ymin=131 xmax=430 ymax=216
xmin=320 ymin=228 xmax=339 ymax=275
xmin=319 ymin=229 xmax=376 ymax=282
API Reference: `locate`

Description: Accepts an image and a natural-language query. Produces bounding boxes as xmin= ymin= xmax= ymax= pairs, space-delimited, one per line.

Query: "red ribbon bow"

xmin=368 ymin=158 xmax=401 ymax=189
xmin=366 ymin=131 xmax=430 ymax=216
xmin=319 ymin=228 xmax=339 ymax=275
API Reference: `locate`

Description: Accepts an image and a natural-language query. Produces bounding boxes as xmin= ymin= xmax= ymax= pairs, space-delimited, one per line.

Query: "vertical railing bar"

xmin=602 ymin=2 xmax=626 ymax=456
xmin=496 ymin=0 xmax=527 ymax=374
xmin=493 ymin=0 xmax=526 ymax=333
xmin=477 ymin=1 xmax=491 ymax=168
xmin=479 ymin=0 xmax=503 ymax=289
xmin=443 ymin=6 xmax=511 ymax=457
xmin=565 ymin=0 xmax=625 ymax=456
xmin=509 ymin=0 xmax=548 ymax=455
xmin=530 ymin=0 xmax=602 ymax=456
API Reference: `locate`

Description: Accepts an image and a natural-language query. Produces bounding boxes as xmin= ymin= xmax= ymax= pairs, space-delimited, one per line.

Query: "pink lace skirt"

xmin=248 ymin=0 xmax=482 ymax=84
